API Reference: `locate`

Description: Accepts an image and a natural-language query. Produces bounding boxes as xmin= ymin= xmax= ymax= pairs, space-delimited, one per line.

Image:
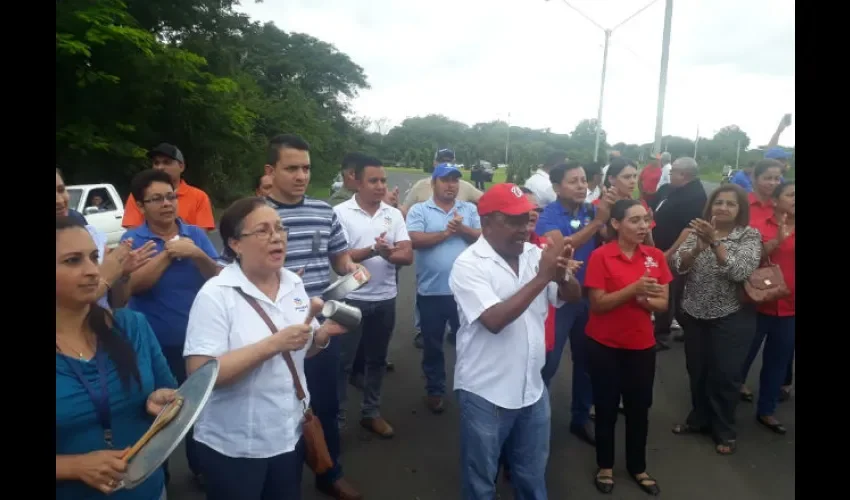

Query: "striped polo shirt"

xmin=266 ymin=195 xmax=350 ymax=298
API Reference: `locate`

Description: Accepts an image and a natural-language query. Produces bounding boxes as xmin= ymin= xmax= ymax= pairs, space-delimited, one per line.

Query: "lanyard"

xmin=60 ymin=346 xmax=113 ymax=448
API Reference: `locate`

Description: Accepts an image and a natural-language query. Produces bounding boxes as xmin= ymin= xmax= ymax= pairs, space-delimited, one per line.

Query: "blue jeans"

xmin=339 ymin=298 xmax=396 ymax=418
xmin=304 ymin=335 xmax=343 ymax=487
xmin=414 ymin=294 xmax=421 ymax=331
xmin=457 ymin=389 xmax=550 ymax=500
xmin=541 ymin=299 xmax=593 ymax=427
xmin=418 ymin=294 xmax=460 ymax=397
xmin=741 ymin=314 xmax=795 ymax=417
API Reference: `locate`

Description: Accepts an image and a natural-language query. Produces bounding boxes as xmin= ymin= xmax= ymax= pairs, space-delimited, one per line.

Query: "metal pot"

xmin=321 ymin=300 xmax=362 ymax=329
xmin=322 ymin=266 xmax=371 ymax=301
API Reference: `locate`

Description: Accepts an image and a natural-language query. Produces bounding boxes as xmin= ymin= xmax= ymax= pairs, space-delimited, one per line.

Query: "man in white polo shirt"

xmin=449 ymin=183 xmax=582 ymax=500
xmin=334 ymin=155 xmax=413 ymax=439
xmin=523 ymin=151 xmax=566 ymax=208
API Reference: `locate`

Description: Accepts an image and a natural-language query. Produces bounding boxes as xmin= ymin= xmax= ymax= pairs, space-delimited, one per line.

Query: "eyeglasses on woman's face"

xmin=240 ymin=222 xmax=289 ymax=241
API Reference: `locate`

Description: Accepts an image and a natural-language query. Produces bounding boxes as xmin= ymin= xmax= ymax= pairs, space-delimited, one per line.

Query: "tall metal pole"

xmin=505 ymin=112 xmax=511 ymax=165
xmin=735 ymin=139 xmax=741 ymax=169
xmin=593 ymin=30 xmax=611 ymax=163
xmin=652 ymin=0 xmax=674 ymax=155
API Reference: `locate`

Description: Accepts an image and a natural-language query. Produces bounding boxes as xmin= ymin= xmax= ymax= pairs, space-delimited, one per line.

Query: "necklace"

xmin=56 ymin=336 xmax=91 ymax=361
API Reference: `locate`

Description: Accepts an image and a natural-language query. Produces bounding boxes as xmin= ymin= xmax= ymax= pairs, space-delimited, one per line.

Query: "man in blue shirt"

xmin=121 ymin=169 xmax=219 ymax=483
xmin=407 ymin=164 xmax=481 ymax=413
xmin=535 ymin=161 xmax=615 ymax=446
xmin=731 ymin=161 xmax=755 ymax=192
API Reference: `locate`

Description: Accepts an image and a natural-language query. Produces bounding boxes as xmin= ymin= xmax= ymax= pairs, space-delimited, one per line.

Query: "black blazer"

xmin=651 ymin=180 xmax=708 ymax=251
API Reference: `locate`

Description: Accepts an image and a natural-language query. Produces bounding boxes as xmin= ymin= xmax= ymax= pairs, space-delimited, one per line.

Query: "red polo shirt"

xmin=584 ymin=242 xmax=672 ymax=350
xmin=747 ymin=192 xmax=775 ymax=227
xmin=529 ymin=232 xmax=557 ymax=351
xmin=750 ymin=216 xmax=795 ymax=316
xmin=592 ymin=198 xmax=656 ymax=229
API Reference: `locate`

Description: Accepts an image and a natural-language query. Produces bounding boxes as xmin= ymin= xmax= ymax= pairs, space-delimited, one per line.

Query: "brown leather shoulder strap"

xmin=234 ymin=288 xmax=307 ymax=402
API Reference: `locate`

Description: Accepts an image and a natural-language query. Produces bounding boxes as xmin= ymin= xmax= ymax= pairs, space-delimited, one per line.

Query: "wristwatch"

xmin=369 ymin=243 xmax=378 ymax=258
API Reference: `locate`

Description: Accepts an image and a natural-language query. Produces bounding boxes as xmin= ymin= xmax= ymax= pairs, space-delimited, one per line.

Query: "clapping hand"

xmin=374 ymin=232 xmax=395 ymax=259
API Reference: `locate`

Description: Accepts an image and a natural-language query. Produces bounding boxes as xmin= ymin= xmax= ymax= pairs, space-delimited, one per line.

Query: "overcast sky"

xmin=238 ymin=0 xmax=795 ymax=147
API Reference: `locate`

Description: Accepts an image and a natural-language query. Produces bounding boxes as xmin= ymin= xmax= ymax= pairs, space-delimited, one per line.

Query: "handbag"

xmin=742 ymin=259 xmax=790 ymax=304
xmin=235 ymin=288 xmax=334 ymax=474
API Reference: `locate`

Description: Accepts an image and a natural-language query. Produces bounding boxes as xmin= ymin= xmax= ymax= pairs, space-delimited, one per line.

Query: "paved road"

xmin=167 ymin=172 xmax=792 ymax=500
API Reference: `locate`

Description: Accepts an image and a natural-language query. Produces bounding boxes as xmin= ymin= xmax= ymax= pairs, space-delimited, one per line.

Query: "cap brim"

xmin=435 ymin=171 xmax=462 ymax=178
xmin=147 ymin=149 xmax=177 ymax=161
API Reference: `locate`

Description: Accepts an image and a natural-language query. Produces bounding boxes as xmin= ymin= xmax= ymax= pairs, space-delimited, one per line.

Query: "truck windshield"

xmin=67 ymin=188 xmax=83 ymax=211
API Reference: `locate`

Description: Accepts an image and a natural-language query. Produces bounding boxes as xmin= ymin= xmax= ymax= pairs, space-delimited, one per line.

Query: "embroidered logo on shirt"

xmin=383 ymin=216 xmax=392 ymax=228
xmin=293 ymin=297 xmax=308 ymax=312
xmin=644 ymin=256 xmax=659 ymax=269
xmin=570 ymin=219 xmax=581 ymax=230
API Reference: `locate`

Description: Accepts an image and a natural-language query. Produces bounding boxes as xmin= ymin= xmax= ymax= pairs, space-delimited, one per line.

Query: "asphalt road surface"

xmin=166 ymin=172 xmax=793 ymax=500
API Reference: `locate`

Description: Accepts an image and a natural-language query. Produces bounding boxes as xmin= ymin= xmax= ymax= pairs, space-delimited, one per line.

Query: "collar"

xmin=175 ymin=179 xmax=191 ymax=196
xmin=606 ymin=241 xmax=648 ymax=263
xmin=554 ymin=200 xmax=592 ymax=217
xmin=424 ymin=197 xmax=461 ymax=213
xmin=748 ymin=192 xmax=774 ymax=207
xmin=471 ymin=236 xmax=536 ymax=265
xmin=346 ymin=195 xmax=392 ymax=214
xmin=135 ymin=218 xmax=190 ymax=239
xmin=215 ymin=263 xmax=299 ymax=305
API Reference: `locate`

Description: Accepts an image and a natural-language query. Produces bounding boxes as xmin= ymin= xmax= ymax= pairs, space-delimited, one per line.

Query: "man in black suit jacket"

xmin=651 ymin=157 xmax=708 ymax=350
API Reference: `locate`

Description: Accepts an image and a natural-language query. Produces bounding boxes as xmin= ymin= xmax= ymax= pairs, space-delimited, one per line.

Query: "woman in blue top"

xmin=56 ymin=216 xmax=178 ymax=499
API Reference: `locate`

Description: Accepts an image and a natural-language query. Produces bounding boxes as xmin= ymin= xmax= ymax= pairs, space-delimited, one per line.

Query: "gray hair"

xmin=672 ymin=157 xmax=699 ymax=178
xmin=660 ymin=152 xmax=672 ymax=164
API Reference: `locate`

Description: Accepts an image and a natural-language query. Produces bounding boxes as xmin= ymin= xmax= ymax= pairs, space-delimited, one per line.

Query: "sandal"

xmin=632 ymin=473 xmax=661 ymax=496
xmin=779 ymin=387 xmax=792 ymax=402
xmin=671 ymin=423 xmax=708 ymax=435
xmin=715 ymin=440 xmax=737 ymax=455
xmin=756 ymin=416 xmax=787 ymax=435
xmin=594 ymin=469 xmax=614 ymax=494
xmin=740 ymin=390 xmax=754 ymax=402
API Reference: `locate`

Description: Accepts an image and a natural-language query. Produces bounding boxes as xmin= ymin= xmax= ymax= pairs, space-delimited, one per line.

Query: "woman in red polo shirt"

xmin=738 ymin=182 xmax=795 ymax=433
xmin=747 ymin=159 xmax=783 ymax=225
xmin=584 ymin=199 xmax=671 ymax=496
xmin=594 ymin=157 xmax=656 ymax=244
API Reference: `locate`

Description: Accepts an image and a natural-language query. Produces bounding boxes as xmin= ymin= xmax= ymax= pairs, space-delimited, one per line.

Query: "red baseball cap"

xmin=477 ymin=183 xmax=536 ymax=216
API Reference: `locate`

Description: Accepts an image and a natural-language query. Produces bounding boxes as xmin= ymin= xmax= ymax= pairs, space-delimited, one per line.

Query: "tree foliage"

xmin=56 ymin=0 xmax=369 ymax=204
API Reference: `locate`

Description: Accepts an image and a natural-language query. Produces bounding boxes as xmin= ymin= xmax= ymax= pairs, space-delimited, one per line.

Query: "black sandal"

xmin=594 ymin=469 xmax=614 ymax=494
xmin=715 ymin=440 xmax=737 ymax=455
xmin=632 ymin=473 xmax=661 ymax=496
xmin=756 ymin=416 xmax=787 ymax=435
xmin=740 ymin=391 xmax=754 ymax=402
xmin=671 ymin=423 xmax=708 ymax=435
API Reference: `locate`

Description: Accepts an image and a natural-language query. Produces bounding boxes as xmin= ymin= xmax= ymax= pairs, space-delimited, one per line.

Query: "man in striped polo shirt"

xmin=264 ymin=134 xmax=362 ymax=500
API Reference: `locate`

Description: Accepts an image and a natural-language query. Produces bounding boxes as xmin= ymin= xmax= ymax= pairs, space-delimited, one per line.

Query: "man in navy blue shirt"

xmin=535 ymin=161 xmax=615 ymax=446
xmin=121 ymin=169 xmax=219 ymax=484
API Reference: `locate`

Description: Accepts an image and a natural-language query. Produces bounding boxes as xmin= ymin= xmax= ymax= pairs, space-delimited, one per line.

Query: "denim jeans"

xmin=414 ymin=294 xmax=421 ymax=331
xmin=457 ymin=389 xmax=550 ymax=500
xmin=339 ymin=298 xmax=396 ymax=419
xmin=741 ymin=314 xmax=795 ymax=417
xmin=418 ymin=294 xmax=460 ymax=397
xmin=541 ymin=299 xmax=593 ymax=427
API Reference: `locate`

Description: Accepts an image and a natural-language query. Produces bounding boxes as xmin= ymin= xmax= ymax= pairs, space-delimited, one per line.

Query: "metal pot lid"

xmin=119 ymin=358 xmax=220 ymax=490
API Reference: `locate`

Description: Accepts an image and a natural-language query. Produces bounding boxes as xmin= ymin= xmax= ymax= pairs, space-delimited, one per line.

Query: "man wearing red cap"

xmin=449 ymin=183 xmax=582 ymax=499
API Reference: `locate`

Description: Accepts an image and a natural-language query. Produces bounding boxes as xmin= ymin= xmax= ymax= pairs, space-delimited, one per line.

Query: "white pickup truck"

xmin=66 ymin=183 xmax=126 ymax=247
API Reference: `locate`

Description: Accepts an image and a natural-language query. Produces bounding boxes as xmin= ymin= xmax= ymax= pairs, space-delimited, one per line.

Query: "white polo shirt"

xmin=523 ymin=169 xmax=556 ymax=206
xmin=449 ymin=237 xmax=564 ymax=410
xmin=183 ymin=263 xmax=319 ymax=459
xmin=333 ymin=196 xmax=410 ymax=301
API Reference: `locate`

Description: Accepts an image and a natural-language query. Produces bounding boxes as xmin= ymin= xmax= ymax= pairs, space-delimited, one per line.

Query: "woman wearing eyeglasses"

xmin=184 ymin=197 xmax=349 ymax=500
xmin=119 ymin=169 xmax=220 ymax=482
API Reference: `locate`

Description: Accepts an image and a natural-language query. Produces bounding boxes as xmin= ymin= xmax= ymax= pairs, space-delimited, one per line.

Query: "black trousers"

xmin=587 ymin=338 xmax=656 ymax=475
xmin=654 ymin=273 xmax=685 ymax=339
xmin=682 ymin=308 xmax=756 ymax=442
xmin=196 ymin=439 xmax=305 ymax=500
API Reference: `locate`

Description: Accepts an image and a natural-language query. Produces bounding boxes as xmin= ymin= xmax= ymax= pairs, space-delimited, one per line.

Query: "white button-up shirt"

xmin=449 ymin=237 xmax=564 ymax=409
xmin=333 ymin=196 xmax=410 ymax=301
xmin=523 ymin=169 xmax=556 ymax=206
xmin=183 ymin=263 xmax=318 ymax=459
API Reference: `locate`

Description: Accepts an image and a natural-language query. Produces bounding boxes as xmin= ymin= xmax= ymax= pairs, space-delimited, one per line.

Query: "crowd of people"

xmin=56 ymin=132 xmax=794 ymax=500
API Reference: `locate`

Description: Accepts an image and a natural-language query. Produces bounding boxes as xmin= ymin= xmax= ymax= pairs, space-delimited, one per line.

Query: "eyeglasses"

xmin=142 ymin=193 xmax=177 ymax=205
xmin=240 ymin=223 xmax=289 ymax=241
xmin=533 ymin=207 xmax=543 ymax=213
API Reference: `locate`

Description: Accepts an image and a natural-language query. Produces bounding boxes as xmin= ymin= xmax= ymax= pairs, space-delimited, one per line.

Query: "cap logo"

xmin=511 ymin=186 xmax=523 ymax=198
